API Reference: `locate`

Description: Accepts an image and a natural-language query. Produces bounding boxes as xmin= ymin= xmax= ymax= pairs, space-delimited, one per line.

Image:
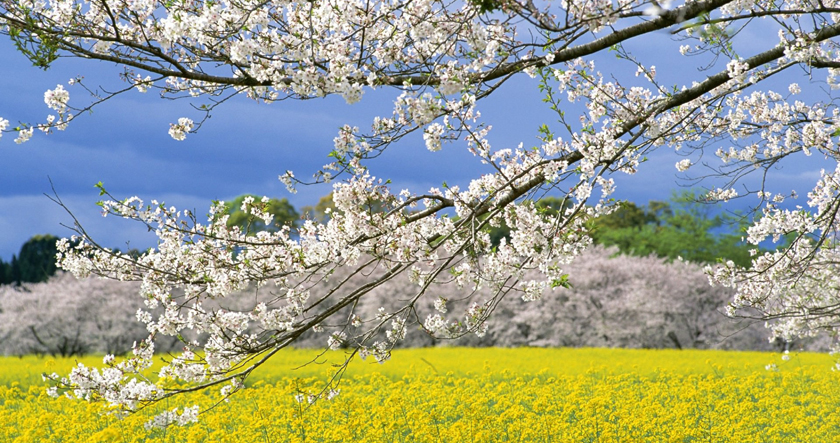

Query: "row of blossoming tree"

xmin=3 ymin=0 xmax=840 ymax=428
xmin=5 ymin=247 xmax=814 ymax=358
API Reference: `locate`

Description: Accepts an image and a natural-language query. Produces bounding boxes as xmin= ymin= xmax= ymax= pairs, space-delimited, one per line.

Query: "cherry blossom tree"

xmin=316 ymin=245 xmax=803 ymax=351
xmin=2 ymin=248 xmax=816 ymax=358
xmin=3 ymin=0 xmax=840 ymax=427
xmin=0 ymin=273 xmax=151 ymax=357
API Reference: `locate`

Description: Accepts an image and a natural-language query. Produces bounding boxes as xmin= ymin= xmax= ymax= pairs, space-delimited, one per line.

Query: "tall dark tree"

xmin=0 ymin=235 xmax=63 ymax=286
xmin=9 ymin=255 xmax=21 ymax=286
xmin=0 ymin=259 xmax=9 ymax=285
xmin=17 ymin=234 xmax=60 ymax=283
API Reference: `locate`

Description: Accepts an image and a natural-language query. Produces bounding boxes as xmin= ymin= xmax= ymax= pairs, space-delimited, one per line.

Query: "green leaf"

xmin=551 ymin=274 xmax=572 ymax=289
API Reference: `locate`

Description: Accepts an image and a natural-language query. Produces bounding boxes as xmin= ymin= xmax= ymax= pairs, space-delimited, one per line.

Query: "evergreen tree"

xmin=10 ymin=255 xmax=21 ymax=286
xmin=0 ymin=259 xmax=9 ymax=285
xmin=17 ymin=234 xmax=60 ymax=283
xmin=0 ymin=235 xmax=61 ymax=286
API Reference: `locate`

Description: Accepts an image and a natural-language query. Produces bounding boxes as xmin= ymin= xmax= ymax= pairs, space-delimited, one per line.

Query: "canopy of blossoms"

xmin=3 ymin=0 xmax=840 ymax=427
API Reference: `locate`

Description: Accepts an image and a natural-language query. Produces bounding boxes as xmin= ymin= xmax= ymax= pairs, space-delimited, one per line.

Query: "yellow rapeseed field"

xmin=0 ymin=348 xmax=838 ymax=442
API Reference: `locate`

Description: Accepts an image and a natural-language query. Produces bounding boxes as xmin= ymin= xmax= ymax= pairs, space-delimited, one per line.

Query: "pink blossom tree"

xmin=0 ymin=273 xmax=150 ymax=357
xmin=2 ymin=0 xmax=840 ymax=426
xmin=2 ymin=248 xmax=812 ymax=356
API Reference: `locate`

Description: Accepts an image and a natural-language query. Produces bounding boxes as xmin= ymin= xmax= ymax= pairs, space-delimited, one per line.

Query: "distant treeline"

xmin=485 ymin=190 xmax=760 ymax=268
xmin=1 ymin=190 xmax=763 ymax=286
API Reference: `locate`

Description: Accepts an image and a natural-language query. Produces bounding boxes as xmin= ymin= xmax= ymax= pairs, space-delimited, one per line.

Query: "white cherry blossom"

xmin=3 ymin=0 xmax=840 ymax=425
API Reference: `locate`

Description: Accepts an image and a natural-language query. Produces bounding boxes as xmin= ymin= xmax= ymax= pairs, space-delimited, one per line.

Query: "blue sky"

xmin=0 ymin=29 xmax=825 ymax=261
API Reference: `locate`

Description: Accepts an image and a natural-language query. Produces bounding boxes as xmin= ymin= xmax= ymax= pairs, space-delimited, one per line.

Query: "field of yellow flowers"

xmin=1 ymin=347 xmax=838 ymax=442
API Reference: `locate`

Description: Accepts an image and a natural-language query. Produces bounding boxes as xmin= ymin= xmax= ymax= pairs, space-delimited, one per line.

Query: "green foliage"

xmin=589 ymin=201 xmax=655 ymax=232
xmin=550 ymin=274 xmax=572 ymax=289
xmin=468 ymin=0 xmax=505 ymax=13
xmin=225 ymin=194 xmax=299 ymax=235
xmin=0 ymin=234 xmax=61 ymax=285
xmin=0 ymin=258 xmax=15 ymax=285
xmin=8 ymin=15 xmax=61 ymax=70
xmin=301 ymin=192 xmax=394 ymax=225
xmin=479 ymin=191 xmax=754 ymax=266
xmin=301 ymin=192 xmax=337 ymax=224
xmin=589 ymin=191 xmax=754 ymax=266
xmin=17 ymin=234 xmax=60 ymax=283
